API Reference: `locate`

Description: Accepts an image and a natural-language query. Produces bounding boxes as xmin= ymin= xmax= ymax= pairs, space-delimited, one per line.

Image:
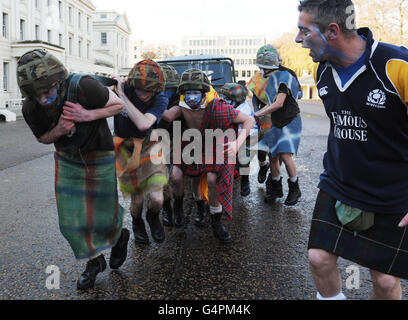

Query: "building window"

xmin=69 ymin=36 xmax=72 ymax=55
xmin=35 ymin=0 xmax=39 ymax=9
xmin=78 ymin=12 xmax=81 ymax=29
xmin=87 ymin=17 xmax=90 ymax=33
xmin=235 ymin=71 xmax=238 ymax=77
xmin=101 ymin=14 xmax=107 ymax=18
xmin=20 ymin=19 xmax=25 ymax=40
xmin=47 ymin=30 xmax=51 ymax=43
xmin=78 ymin=39 xmax=82 ymax=57
xmin=247 ymin=70 xmax=251 ymax=77
xmin=87 ymin=43 xmax=90 ymax=59
xmin=242 ymin=71 xmax=246 ymax=77
xmin=3 ymin=62 xmax=9 ymax=91
xmin=101 ymin=32 xmax=107 ymax=45
xmin=35 ymin=25 xmax=39 ymax=40
xmin=59 ymin=1 xmax=62 ymax=20
xmin=69 ymin=7 xmax=72 ymax=24
xmin=59 ymin=33 xmax=62 ymax=46
xmin=47 ymin=0 xmax=51 ymax=6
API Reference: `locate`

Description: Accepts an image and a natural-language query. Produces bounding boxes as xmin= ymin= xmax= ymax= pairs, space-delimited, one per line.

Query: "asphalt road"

xmin=0 ymin=101 xmax=406 ymax=300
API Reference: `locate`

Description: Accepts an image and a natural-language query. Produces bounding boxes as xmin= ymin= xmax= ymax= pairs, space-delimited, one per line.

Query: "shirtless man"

xmin=162 ymin=69 xmax=254 ymax=242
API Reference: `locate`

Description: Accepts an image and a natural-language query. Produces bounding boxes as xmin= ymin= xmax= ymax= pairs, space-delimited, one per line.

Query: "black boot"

xmin=240 ymin=175 xmax=250 ymax=197
xmin=210 ymin=212 xmax=232 ymax=243
xmin=258 ymin=163 xmax=269 ymax=183
xmin=109 ymin=228 xmax=130 ymax=269
xmin=194 ymin=200 xmax=208 ymax=228
xmin=265 ymin=175 xmax=283 ymax=203
xmin=132 ymin=215 xmax=149 ymax=244
xmin=77 ymin=254 xmax=106 ymax=290
xmin=146 ymin=209 xmax=165 ymax=243
xmin=285 ymin=178 xmax=301 ymax=206
xmin=162 ymin=198 xmax=174 ymax=227
xmin=173 ymin=195 xmax=185 ymax=228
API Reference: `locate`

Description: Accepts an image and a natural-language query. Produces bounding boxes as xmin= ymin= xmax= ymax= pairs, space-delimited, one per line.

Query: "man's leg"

xmin=309 ymin=249 xmax=345 ymax=299
xmin=207 ymin=172 xmax=231 ymax=243
xmin=77 ymin=254 xmax=107 ymax=290
xmin=239 ymin=164 xmax=251 ymax=197
xmin=370 ymin=270 xmax=402 ymax=300
xmin=257 ymin=150 xmax=269 ymax=183
xmin=265 ymin=155 xmax=283 ymax=203
xmin=130 ymin=193 xmax=149 ymax=244
xmin=171 ymin=165 xmax=185 ymax=227
xmin=146 ymin=190 xmax=165 ymax=243
xmin=109 ymin=227 xmax=130 ymax=269
xmin=192 ymin=176 xmax=208 ymax=228
xmin=281 ymin=153 xmax=301 ymax=206
xmin=162 ymin=184 xmax=174 ymax=227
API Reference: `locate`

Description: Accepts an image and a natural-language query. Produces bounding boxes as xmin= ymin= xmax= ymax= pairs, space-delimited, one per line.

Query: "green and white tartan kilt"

xmin=54 ymin=150 xmax=124 ymax=260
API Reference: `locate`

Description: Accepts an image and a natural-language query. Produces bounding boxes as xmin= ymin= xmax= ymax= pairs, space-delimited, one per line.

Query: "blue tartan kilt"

xmin=308 ymin=190 xmax=408 ymax=280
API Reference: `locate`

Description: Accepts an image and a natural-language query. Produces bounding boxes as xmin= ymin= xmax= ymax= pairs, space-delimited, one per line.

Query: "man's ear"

xmin=327 ymin=23 xmax=340 ymax=40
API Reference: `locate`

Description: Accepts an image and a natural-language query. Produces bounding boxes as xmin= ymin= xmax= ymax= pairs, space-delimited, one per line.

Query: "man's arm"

xmin=224 ymin=111 xmax=255 ymax=158
xmin=116 ymin=89 xmax=158 ymax=132
xmin=162 ymin=105 xmax=182 ymax=122
xmin=62 ymin=88 xmax=124 ymax=123
xmin=37 ymin=116 xmax=75 ymax=144
xmin=254 ymin=92 xmax=286 ymax=117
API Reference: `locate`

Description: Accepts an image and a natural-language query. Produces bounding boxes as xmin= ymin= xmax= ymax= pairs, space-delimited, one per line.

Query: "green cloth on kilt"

xmin=54 ymin=150 xmax=124 ymax=260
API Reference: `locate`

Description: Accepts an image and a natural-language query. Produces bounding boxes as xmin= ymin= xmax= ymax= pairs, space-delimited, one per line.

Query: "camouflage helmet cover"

xmin=221 ymin=83 xmax=248 ymax=105
xmin=128 ymin=59 xmax=165 ymax=93
xmin=178 ymin=68 xmax=211 ymax=94
xmin=159 ymin=63 xmax=180 ymax=89
xmin=17 ymin=49 xmax=69 ymax=98
xmin=256 ymin=44 xmax=280 ymax=70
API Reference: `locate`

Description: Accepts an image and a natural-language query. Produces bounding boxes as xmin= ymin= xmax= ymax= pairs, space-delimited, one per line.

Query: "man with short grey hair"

xmin=296 ymin=0 xmax=408 ymax=300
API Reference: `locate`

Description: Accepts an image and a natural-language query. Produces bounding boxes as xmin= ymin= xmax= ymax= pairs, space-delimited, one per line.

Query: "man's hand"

xmin=62 ymin=101 xmax=92 ymax=122
xmin=113 ymin=76 xmax=125 ymax=96
xmin=254 ymin=111 xmax=261 ymax=118
xmin=224 ymin=140 xmax=239 ymax=160
xmin=398 ymin=213 xmax=408 ymax=228
xmin=56 ymin=115 xmax=75 ymax=136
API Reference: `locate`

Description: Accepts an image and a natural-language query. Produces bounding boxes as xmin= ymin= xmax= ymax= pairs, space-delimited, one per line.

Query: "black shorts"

xmin=308 ymin=190 xmax=408 ymax=280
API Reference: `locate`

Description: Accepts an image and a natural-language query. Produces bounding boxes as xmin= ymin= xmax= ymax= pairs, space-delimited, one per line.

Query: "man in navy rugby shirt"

xmin=296 ymin=0 xmax=408 ymax=300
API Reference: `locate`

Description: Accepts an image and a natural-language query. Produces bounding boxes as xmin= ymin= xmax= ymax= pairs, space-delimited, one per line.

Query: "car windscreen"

xmin=166 ymin=60 xmax=233 ymax=88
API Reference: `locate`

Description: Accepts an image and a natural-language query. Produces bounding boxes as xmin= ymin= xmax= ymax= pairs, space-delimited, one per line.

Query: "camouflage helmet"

xmin=17 ymin=49 xmax=69 ymax=98
xmin=159 ymin=63 xmax=180 ymax=89
xmin=256 ymin=44 xmax=280 ymax=70
xmin=178 ymin=68 xmax=211 ymax=94
xmin=221 ymin=83 xmax=248 ymax=105
xmin=128 ymin=60 xmax=165 ymax=93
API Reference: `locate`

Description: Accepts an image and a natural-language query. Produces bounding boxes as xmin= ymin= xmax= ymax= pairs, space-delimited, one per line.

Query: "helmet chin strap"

xmin=261 ymin=69 xmax=275 ymax=78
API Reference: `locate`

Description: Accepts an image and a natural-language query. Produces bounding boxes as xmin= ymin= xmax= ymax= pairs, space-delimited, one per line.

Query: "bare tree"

xmin=355 ymin=0 xmax=407 ymax=45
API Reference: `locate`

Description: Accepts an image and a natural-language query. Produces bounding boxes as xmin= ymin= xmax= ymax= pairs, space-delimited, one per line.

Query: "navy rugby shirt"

xmin=315 ymin=28 xmax=408 ymax=214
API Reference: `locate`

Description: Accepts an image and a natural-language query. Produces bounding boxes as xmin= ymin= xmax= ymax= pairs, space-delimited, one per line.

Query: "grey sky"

xmin=91 ymin=0 xmax=300 ymax=45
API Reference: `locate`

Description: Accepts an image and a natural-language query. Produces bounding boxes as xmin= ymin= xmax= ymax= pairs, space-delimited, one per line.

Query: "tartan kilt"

xmin=54 ymin=151 xmax=124 ymax=260
xmin=114 ymin=134 xmax=168 ymax=198
xmin=308 ymin=190 xmax=408 ymax=280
